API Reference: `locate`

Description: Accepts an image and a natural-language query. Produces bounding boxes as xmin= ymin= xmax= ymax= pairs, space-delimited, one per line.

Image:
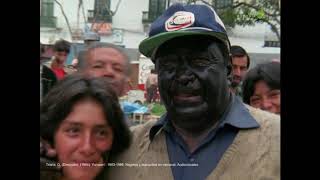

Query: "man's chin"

xmin=231 ymin=81 xmax=240 ymax=87
xmin=169 ymin=103 xmax=210 ymax=133
xmin=170 ymin=102 xmax=207 ymax=119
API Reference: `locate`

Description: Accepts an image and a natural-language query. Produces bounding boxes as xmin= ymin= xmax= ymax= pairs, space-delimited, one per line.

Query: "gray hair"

xmin=78 ymin=42 xmax=131 ymax=76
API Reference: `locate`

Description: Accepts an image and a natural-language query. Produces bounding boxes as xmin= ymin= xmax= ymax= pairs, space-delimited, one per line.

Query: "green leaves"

xmin=187 ymin=0 xmax=280 ymax=40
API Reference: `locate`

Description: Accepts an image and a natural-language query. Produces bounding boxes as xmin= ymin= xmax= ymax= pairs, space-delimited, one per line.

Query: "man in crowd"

xmin=77 ymin=42 xmax=131 ymax=97
xmin=146 ymin=69 xmax=158 ymax=103
xmin=48 ymin=39 xmax=71 ymax=80
xmin=229 ymin=45 xmax=250 ymax=97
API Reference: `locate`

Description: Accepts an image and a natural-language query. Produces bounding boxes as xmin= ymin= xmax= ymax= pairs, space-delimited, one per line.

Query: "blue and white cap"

xmin=139 ymin=3 xmax=231 ymax=58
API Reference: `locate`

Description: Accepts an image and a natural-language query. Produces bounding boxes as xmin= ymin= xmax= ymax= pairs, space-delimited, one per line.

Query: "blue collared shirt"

xmin=149 ymin=95 xmax=260 ymax=180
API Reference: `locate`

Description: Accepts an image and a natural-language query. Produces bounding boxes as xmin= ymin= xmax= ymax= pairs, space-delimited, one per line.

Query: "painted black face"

xmin=154 ymin=36 xmax=231 ymax=133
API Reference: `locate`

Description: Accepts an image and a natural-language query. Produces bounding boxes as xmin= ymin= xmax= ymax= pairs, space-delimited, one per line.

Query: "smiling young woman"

xmin=242 ymin=62 xmax=280 ymax=114
xmin=40 ymin=73 xmax=131 ymax=180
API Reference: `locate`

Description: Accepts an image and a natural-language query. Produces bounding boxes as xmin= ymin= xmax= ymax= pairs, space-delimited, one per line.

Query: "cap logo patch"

xmin=165 ymin=11 xmax=195 ymax=31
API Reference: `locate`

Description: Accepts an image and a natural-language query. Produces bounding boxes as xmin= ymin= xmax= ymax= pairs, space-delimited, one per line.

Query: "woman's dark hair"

xmin=40 ymin=73 xmax=131 ymax=158
xmin=242 ymin=62 xmax=280 ymax=104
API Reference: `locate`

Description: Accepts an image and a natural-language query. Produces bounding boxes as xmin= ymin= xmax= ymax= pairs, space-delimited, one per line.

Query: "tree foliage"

xmin=187 ymin=0 xmax=280 ymax=41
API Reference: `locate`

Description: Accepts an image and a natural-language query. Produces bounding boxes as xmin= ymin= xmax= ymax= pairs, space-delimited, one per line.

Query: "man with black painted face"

xmin=107 ymin=3 xmax=280 ymax=180
xmin=154 ymin=36 xmax=231 ymax=139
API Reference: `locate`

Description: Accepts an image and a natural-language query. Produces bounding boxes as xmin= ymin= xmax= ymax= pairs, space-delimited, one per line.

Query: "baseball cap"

xmin=139 ymin=3 xmax=231 ymax=58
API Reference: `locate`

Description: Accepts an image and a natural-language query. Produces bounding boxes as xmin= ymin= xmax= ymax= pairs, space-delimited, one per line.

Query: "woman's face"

xmin=250 ymin=80 xmax=280 ymax=114
xmin=54 ymin=99 xmax=113 ymax=180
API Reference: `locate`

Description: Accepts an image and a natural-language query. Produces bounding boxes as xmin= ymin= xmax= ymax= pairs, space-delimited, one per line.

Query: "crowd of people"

xmin=40 ymin=3 xmax=280 ymax=180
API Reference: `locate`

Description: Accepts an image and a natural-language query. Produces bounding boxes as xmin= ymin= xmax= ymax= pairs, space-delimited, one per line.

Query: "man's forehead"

xmin=88 ymin=48 xmax=125 ymax=60
xmin=161 ymin=48 xmax=210 ymax=58
xmin=232 ymin=56 xmax=248 ymax=65
xmin=89 ymin=47 xmax=122 ymax=54
xmin=156 ymin=43 xmax=223 ymax=59
xmin=158 ymin=38 xmax=222 ymax=53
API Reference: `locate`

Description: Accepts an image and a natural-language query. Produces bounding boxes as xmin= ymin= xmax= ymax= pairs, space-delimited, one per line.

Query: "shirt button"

xmin=190 ymin=158 xmax=195 ymax=162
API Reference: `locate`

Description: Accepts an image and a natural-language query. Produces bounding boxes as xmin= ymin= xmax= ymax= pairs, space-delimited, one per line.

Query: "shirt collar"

xmin=149 ymin=94 xmax=260 ymax=141
xmin=149 ymin=113 xmax=169 ymax=141
xmin=222 ymin=95 xmax=260 ymax=129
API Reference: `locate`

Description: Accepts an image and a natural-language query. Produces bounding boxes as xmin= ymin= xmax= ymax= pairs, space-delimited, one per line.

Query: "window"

xmin=146 ymin=0 xmax=167 ymax=22
xmin=149 ymin=0 xmax=167 ymax=20
xmin=88 ymin=0 xmax=112 ymax=23
xmin=40 ymin=0 xmax=57 ymax=28
xmin=169 ymin=0 xmax=186 ymax=6
xmin=264 ymin=41 xmax=280 ymax=47
xmin=41 ymin=0 xmax=54 ymax=17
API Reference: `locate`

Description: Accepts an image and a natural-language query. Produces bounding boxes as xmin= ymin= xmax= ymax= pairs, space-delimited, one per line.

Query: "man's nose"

xmin=233 ymin=67 xmax=241 ymax=76
xmin=176 ymin=65 xmax=195 ymax=85
xmin=102 ymin=65 xmax=115 ymax=78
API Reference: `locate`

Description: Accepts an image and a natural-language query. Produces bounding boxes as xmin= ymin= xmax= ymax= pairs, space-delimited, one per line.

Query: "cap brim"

xmin=139 ymin=30 xmax=230 ymax=58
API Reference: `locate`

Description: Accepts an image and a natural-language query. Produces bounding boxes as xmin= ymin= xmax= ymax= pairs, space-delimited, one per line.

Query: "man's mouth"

xmin=102 ymin=78 xmax=119 ymax=89
xmin=172 ymin=89 xmax=203 ymax=105
xmin=169 ymin=79 xmax=204 ymax=105
xmin=174 ymin=94 xmax=202 ymax=101
xmin=232 ymin=76 xmax=241 ymax=81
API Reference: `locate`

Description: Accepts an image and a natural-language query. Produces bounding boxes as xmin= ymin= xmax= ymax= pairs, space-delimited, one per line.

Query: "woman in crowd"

xmin=40 ymin=74 xmax=131 ymax=180
xmin=242 ymin=62 xmax=280 ymax=114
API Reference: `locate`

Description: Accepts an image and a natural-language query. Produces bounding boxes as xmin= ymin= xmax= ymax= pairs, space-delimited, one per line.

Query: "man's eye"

xmin=240 ymin=67 xmax=247 ymax=71
xmin=158 ymin=55 xmax=178 ymax=66
xmin=159 ymin=62 xmax=177 ymax=72
xmin=162 ymin=60 xmax=176 ymax=66
xmin=113 ymin=66 xmax=124 ymax=73
xmin=191 ymin=59 xmax=211 ymax=66
xmin=92 ymin=64 xmax=103 ymax=69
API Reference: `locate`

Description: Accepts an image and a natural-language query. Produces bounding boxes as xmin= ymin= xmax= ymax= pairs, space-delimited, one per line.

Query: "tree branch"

xmin=77 ymin=0 xmax=81 ymax=28
xmin=265 ymin=21 xmax=280 ymax=41
xmin=104 ymin=0 xmax=122 ymax=16
xmin=54 ymin=0 xmax=73 ymax=41
xmin=232 ymin=2 xmax=280 ymax=17
xmin=113 ymin=0 xmax=122 ymax=15
xmin=80 ymin=0 xmax=87 ymax=25
xmin=200 ymin=0 xmax=213 ymax=7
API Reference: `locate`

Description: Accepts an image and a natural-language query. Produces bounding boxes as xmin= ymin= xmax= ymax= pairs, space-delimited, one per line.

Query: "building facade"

xmin=40 ymin=0 xmax=280 ymax=86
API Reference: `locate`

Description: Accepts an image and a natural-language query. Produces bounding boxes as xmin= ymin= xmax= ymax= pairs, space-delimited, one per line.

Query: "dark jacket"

xmin=41 ymin=65 xmax=57 ymax=98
